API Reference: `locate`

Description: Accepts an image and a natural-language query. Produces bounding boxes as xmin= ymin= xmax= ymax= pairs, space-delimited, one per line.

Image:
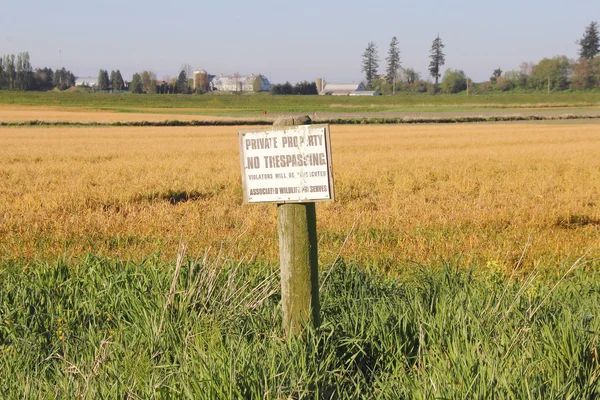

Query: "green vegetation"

xmin=440 ymin=69 xmax=467 ymax=94
xmin=1 ymin=255 xmax=598 ymax=398
xmin=362 ymin=42 xmax=380 ymax=88
xmin=429 ymin=34 xmax=446 ymax=85
xmin=577 ymin=21 xmax=600 ymax=60
xmin=385 ymin=36 xmax=401 ymax=86
xmin=1 ymin=91 xmax=599 ymax=115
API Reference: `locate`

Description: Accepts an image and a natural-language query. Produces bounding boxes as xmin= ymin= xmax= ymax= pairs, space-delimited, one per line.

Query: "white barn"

xmin=75 ymin=77 xmax=98 ymax=87
xmin=319 ymin=83 xmax=366 ymax=96
xmin=210 ymin=74 xmax=271 ymax=92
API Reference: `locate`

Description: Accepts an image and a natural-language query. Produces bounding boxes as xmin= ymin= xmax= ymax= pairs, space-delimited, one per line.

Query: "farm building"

xmin=349 ymin=91 xmax=380 ymax=96
xmin=209 ymin=74 xmax=271 ymax=92
xmin=319 ymin=82 xmax=367 ymax=96
xmin=75 ymin=77 xmax=98 ymax=87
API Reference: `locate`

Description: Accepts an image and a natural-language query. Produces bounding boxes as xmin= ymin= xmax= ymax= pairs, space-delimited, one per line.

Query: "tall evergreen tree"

xmin=361 ymin=42 xmax=379 ymax=88
xmin=109 ymin=70 xmax=117 ymax=89
xmin=429 ymin=34 xmax=446 ymax=85
xmin=577 ymin=21 xmax=600 ymax=59
xmin=114 ymin=70 xmax=124 ymax=91
xmin=97 ymin=69 xmax=109 ymax=90
xmin=386 ymin=36 xmax=401 ymax=85
xmin=176 ymin=70 xmax=188 ymax=94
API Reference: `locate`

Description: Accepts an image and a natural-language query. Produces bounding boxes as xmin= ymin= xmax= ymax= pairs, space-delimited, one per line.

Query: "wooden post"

xmin=273 ymin=115 xmax=320 ymax=336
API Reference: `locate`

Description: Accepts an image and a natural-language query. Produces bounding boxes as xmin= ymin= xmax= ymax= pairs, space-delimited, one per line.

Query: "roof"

xmin=320 ymin=82 xmax=366 ymax=95
xmin=349 ymin=91 xmax=380 ymax=96
xmin=75 ymin=77 xmax=98 ymax=86
xmin=212 ymin=74 xmax=267 ymax=83
xmin=323 ymin=83 xmax=363 ymax=90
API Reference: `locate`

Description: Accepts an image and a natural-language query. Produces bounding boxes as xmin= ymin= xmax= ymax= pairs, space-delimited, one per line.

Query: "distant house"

xmin=320 ymin=83 xmax=366 ymax=96
xmin=75 ymin=77 xmax=98 ymax=87
xmin=210 ymin=74 xmax=271 ymax=92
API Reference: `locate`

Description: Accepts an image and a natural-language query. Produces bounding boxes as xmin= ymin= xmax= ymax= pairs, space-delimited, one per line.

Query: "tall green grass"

xmin=1 ymin=253 xmax=599 ymax=398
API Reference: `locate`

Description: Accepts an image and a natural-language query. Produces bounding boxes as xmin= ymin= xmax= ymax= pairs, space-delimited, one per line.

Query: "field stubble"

xmin=1 ymin=122 xmax=599 ymax=273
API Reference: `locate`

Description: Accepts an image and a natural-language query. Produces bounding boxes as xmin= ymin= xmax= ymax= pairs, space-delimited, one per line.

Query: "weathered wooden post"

xmin=238 ymin=115 xmax=334 ymax=336
xmin=273 ymin=115 xmax=320 ymax=335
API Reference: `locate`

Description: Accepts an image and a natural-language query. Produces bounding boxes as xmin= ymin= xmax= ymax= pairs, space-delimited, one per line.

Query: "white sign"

xmin=238 ymin=124 xmax=334 ymax=204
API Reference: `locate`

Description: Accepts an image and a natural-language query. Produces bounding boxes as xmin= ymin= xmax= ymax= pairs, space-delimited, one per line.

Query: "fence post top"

xmin=273 ymin=115 xmax=312 ymax=127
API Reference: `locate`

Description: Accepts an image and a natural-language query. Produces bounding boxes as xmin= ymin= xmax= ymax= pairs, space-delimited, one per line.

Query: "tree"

xmin=386 ymin=36 xmax=401 ymax=86
xmin=429 ymin=34 xmax=446 ymax=85
xmin=53 ymin=67 xmax=75 ymax=90
xmin=571 ymin=57 xmax=600 ymax=89
xmin=490 ymin=68 xmax=503 ymax=82
xmin=141 ymin=70 xmax=157 ymax=93
xmin=292 ymin=81 xmax=318 ymax=95
xmin=97 ymin=69 xmax=109 ymax=90
xmin=194 ymin=71 xmax=210 ymax=94
xmin=271 ymin=82 xmax=293 ymax=95
xmin=577 ymin=21 xmax=600 ymax=60
xmin=113 ymin=70 xmax=124 ymax=91
xmin=109 ymin=70 xmax=116 ymax=89
xmin=441 ymin=69 xmax=468 ymax=93
xmin=529 ymin=56 xmax=570 ymax=91
xmin=15 ymin=52 xmax=34 ymax=91
xmin=130 ymin=73 xmax=143 ymax=93
xmin=252 ymin=75 xmax=263 ymax=92
xmin=401 ymin=68 xmax=420 ymax=85
xmin=34 ymin=68 xmax=54 ymax=91
xmin=361 ymin=42 xmax=379 ymax=88
xmin=176 ymin=70 xmax=188 ymax=94
xmin=1 ymin=54 xmax=16 ymax=90
xmin=180 ymin=64 xmax=194 ymax=91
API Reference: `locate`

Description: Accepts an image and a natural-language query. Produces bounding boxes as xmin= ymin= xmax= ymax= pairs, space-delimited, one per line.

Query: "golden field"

xmin=1 ymin=121 xmax=599 ymax=273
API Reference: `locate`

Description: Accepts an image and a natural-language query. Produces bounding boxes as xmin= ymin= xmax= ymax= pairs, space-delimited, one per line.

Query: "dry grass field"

xmin=1 ymin=120 xmax=599 ymax=273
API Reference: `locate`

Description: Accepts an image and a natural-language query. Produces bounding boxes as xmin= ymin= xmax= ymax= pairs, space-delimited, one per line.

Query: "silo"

xmin=315 ymin=78 xmax=323 ymax=93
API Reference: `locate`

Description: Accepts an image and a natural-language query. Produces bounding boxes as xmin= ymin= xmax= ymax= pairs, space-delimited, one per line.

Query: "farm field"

xmin=1 ymin=113 xmax=600 ymax=397
xmin=1 ymin=91 xmax=600 ymax=123
xmin=1 ymin=121 xmax=598 ymax=270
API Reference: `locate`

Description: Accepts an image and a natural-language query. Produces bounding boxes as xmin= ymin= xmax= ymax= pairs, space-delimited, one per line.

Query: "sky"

xmin=2 ymin=0 xmax=599 ymax=84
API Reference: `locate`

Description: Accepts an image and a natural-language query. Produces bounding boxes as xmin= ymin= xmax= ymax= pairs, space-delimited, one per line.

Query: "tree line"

xmin=0 ymin=52 xmax=75 ymax=91
xmin=361 ymin=21 xmax=600 ymax=94
xmin=271 ymin=81 xmax=318 ymax=95
xmin=2 ymin=22 xmax=599 ymax=95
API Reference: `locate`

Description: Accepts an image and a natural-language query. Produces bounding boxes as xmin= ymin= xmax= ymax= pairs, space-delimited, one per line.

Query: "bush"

xmin=441 ymin=69 xmax=468 ymax=94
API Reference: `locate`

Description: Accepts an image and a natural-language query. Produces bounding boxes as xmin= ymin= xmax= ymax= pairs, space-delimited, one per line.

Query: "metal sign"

xmin=238 ymin=124 xmax=334 ymax=204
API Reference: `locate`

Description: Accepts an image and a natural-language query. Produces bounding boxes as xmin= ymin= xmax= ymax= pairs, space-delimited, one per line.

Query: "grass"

xmin=1 ymin=252 xmax=599 ymax=398
xmin=1 ymin=91 xmax=600 ymax=116
xmin=1 ymin=101 xmax=600 ymax=397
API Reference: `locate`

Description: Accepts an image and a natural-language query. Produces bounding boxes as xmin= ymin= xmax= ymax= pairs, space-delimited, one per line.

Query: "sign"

xmin=238 ymin=124 xmax=334 ymax=204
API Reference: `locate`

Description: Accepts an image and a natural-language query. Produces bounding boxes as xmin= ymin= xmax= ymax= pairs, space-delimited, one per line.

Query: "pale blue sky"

xmin=2 ymin=0 xmax=598 ymax=83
